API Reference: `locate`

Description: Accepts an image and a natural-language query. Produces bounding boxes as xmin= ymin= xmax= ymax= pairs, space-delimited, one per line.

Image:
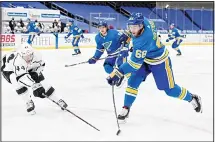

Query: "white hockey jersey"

xmin=2 ymin=50 xmax=45 ymax=87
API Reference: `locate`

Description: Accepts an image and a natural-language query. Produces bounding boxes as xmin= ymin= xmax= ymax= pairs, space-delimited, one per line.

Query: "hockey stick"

xmin=65 ymin=54 xmax=118 ymax=67
xmin=111 ymin=42 xmax=128 ymax=135
xmin=44 ymin=94 xmax=100 ymax=132
xmin=112 ymin=85 xmax=121 ymax=135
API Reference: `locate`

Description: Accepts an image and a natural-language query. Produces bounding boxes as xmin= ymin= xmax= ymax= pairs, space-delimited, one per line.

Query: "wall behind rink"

xmin=0 ymin=33 xmax=213 ymax=51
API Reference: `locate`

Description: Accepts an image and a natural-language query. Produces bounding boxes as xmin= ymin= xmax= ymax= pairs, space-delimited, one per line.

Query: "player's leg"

xmin=103 ymin=57 xmax=117 ymax=74
xmin=28 ymin=72 xmax=68 ymax=109
xmin=1 ymin=57 xmax=35 ymax=114
xmin=118 ymin=64 xmax=151 ymax=121
xmin=151 ymin=58 xmax=202 ymax=113
xmin=27 ymin=34 xmax=35 ymax=45
xmin=75 ymin=37 xmax=81 ymax=53
xmin=16 ymin=85 xmax=35 ymax=114
xmin=10 ymin=72 xmax=36 ymax=114
xmin=72 ymin=37 xmax=81 ymax=55
xmin=172 ymin=39 xmax=183 ymax=56
xmin=116 ymin=56 xmax=127 ymax=67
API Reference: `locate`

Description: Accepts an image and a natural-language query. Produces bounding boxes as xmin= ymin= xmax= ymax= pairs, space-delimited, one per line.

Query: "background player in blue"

xmin=26 ymin=18 xmax=40 ymax=45
xmin=106 ymin=13 xmax=202 ymax=122
xmin=166 ymin=23 xmax=183 ymax=56
xmin=64 ymin=20 xmax=84 ymax=55
xmin=88 ymin=21 xmax=131 ymax=86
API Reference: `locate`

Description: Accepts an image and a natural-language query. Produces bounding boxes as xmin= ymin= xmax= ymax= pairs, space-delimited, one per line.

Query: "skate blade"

xmin=199 ymin=97 xmax=203 ymax=113
xmin=72 ymin=53 xmax=81 ymax=56
xmin=29 ymin=110 xmax=36 ymax=115
xmin=118 ymin=119 xmax=127 ymax=124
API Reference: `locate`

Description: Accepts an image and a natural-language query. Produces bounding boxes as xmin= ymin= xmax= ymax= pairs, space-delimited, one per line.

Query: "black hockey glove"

xmin=29 ymin=71 xmax=45 ymax=83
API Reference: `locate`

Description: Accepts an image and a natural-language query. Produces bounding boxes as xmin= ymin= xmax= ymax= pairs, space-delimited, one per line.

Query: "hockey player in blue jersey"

xmin=88 ymin=21 xmax=131 ymax=86
xmin=64 ymin=20 xmax=84 ymax=55
xmin=166 ymin=23 xmax=183 ymax=56
xmin=26 ymin=18 xmax=40 ymax=45
xmin=106 ymin=13 xmax=202 ymax=121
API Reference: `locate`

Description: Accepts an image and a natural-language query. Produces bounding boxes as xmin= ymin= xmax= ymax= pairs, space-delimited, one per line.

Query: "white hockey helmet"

xmin=17 ymin=43 xmax=34 ymax=63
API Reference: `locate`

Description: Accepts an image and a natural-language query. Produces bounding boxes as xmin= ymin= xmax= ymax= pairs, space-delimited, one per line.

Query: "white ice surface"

xmin=2 ymin=46 xmax=214 ymax=141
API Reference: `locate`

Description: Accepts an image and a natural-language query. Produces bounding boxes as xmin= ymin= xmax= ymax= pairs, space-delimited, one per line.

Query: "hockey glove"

xmin=106 ymin=68 xmax=124 ymax=86
xmin=88 ymin=57 xmax=97 ymax=64
xmin=81 ymin=34 xmax=84 ymax=38
xmin=29 ymin=72 xmax=45 ymax=83
xmin=64 ymin=35 xmax=69 ymax=39
xmin=166 ymin=39 xmax=169 ymax=42
xmin=32 ymin=83 xmax=45 ymax=98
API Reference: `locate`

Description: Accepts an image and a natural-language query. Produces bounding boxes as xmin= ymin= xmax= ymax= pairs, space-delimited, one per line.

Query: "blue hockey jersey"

xmin=118 ymin=17 xmax=169 ymax=74
xmin=27 ymin=21 xmax=40 ymax=34
xmin=66 ymin=25 xmax=83 ymax=37
xmin=168 ymin=28 xmax=181 ymax=40
xmin=93 ymin=29 xmax=130 ymax=59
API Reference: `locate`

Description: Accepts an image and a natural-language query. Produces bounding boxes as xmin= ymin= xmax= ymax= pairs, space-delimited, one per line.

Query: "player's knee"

xmin=164 ymin=85 xmax=181 ymax=98
xmin=45 ymin=86 xmax=55 ymax=97
xmin=16 ymin=86 xmax=28 ymax=95
xmin=103 ymin=63 xmax=114 ymax=74
xmin=172 ymin=43 xmax=178 ymax=48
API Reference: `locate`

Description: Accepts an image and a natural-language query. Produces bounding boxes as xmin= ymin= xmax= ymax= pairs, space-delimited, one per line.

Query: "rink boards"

xmin=0 ymin=33 xmax=213 ymax=51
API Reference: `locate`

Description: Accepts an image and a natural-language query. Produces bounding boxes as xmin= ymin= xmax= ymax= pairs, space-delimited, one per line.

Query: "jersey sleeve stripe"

xmin=27 ymin=75 xmax=35 ymax=82
xmin=16 ymin=73 xmax=28 ymax=81
xmin=144 ymin=50 xmax=169 ymax=65
xmin=19 ymin=80 xmax=31 ymax=87
xmin=127 ymin=60 xmax=142 ymax=70
xmin=97 ymin=49 xmax=105 ymax=52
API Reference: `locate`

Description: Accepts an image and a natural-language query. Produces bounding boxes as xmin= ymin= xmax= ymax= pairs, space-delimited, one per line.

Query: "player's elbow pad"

xmin=17 ymin=73 xmax=35 ymax=87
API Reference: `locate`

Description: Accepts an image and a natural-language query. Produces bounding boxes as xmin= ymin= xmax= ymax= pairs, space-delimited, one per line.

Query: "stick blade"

xmin=116 ymin=129 xmax=121 ymax=135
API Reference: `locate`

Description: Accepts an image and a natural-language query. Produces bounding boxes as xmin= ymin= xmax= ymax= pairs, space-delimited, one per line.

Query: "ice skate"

xmin=118 ymin=106 xmax=130 ymax=123
xmin=72 ymin=49 xmax=81 ymax=56
xmin=57 ymin=99 xmax=68 ymax=110
xmin=176 ymin=53 xmax=182 ymax=56
xmin=190 ymin=94 xmax=203 ymax=113
xmin=26 ymin=100 xmax=36 ymax=115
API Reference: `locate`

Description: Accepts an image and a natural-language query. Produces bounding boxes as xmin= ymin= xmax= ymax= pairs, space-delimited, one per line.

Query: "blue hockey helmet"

xmin=170 ymin=23 xmax=175 ymax=26
xmin=98 ymin=20 xmax=108 ymax=27
xmin=127 ymin=13 xmax=144 ymax=25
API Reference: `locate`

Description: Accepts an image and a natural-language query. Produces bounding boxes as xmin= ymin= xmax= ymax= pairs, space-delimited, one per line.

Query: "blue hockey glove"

xmin=106 ymin=68 xmax=124 ymax=86
xmin=81 ymin=34 xmax=84 ymax=38
xmin=166 ymin=39 xmax=169 ymax=42
xmin=64 ymin=35 xmax=69 ymax=39
xmin=88 ymin=57 xmax=97 ymax=64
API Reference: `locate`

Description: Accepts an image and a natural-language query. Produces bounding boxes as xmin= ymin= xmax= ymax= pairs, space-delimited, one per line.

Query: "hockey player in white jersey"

xmin=1 ymin=43 xmax=68 ymax=114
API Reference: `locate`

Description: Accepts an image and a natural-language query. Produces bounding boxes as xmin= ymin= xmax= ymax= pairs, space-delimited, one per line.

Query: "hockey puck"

xmin=116 ymin=129 xmax=121 ymax=135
